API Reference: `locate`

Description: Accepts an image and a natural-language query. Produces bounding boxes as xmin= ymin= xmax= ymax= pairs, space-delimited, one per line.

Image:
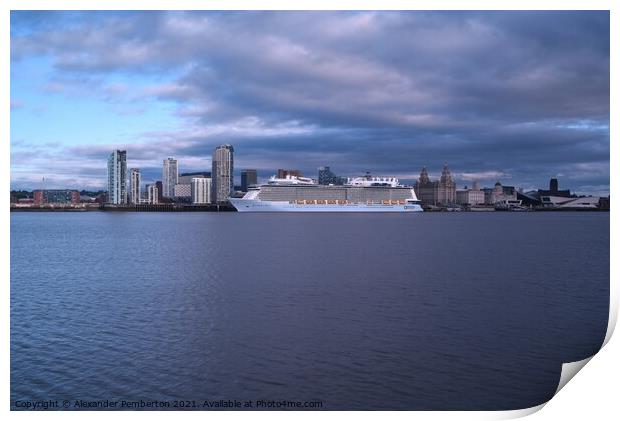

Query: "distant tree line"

xmin=79 ymin=190 xmax=105 ymax=197
xmin=10 ymin=190 xmax=32 ymax=200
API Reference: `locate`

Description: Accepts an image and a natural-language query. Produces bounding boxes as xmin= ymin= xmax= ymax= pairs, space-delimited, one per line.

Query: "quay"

xmin=101 ymin=203 xmax=236 ymax=212
xmin=10 ymin=203 xmax=237 ymax=212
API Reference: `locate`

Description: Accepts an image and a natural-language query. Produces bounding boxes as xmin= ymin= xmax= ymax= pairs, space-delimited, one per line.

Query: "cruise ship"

xmin=229 ymin=173 xmax=423 ymax=212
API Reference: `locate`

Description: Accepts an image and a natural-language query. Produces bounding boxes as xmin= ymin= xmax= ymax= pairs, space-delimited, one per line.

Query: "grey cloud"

xmin=10 ymin=11 xmax=610 ymax=194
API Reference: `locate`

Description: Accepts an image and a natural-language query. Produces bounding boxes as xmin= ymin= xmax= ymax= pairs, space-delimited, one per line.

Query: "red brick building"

xmin=33 ymin=190 xmax=80 ymax=205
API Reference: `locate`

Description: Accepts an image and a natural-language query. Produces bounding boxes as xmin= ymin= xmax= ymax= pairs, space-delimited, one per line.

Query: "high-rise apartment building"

xmin=147 ymin=184 xmax=159 ymax=204
xmin=212 ymin=144 xmax=234 ymax=203
xmin=191 ymin=177 xmax=212 ymax=204
xmin=129 ymin=168 xmax=141 ymax=204
xmin=107 ymin=150 xmax=127 ymax=204
xmin=240 ymin=169 xmax=258 ymax=192
xmin=162 ymin=158 xmax=178 ymax=198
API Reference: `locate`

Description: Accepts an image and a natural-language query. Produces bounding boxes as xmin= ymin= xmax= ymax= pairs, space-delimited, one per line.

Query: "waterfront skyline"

xmin=10 ymin=11 xmax=610 ymax=195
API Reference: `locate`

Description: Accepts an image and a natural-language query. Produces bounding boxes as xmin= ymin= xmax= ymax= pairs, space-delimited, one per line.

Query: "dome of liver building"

xmin=419 ymin=167 xmax=430 ymax=184
xmin=438 ymin=164 xmax=456 ymax=205
xmin=440 ymin=164 xmax=454 ymax=185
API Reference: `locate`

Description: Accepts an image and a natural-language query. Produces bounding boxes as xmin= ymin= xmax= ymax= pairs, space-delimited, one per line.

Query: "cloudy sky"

xmin=10 ymin=11 xmax=609 ymax=194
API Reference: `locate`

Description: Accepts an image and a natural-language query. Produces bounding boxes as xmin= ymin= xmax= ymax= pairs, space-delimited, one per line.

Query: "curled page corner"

xmin=539 ymin=291 xmax=618 ymax=410
xmin=549 ymin=301 xmax=618 ymax=398
xmin=602 ymin=296 xmax=618 ymax=348
xmin=489 ymin=402 xmax=547 ymax=420
xmin=486 ymin=354 xmax=598 ymax=420
xmin=555 ymin=356 xmax=594 ymax=395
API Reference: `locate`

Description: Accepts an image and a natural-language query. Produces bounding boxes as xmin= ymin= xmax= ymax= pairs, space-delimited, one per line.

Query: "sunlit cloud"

xmin=10 ymin=11 xmax=610 ymax=194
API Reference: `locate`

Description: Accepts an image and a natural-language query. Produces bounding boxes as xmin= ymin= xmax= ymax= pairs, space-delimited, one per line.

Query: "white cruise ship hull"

xmin=229 ymin=198 xmax=423 ymax=212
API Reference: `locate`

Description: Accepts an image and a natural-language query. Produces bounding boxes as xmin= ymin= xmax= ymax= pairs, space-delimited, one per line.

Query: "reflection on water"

xmin=10 ymin=212 xmax=609 ymax=410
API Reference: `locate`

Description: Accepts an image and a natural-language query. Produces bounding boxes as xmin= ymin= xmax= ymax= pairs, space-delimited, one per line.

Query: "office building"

xmin=173 ymin=172 xmax=211 ymax=202
xmin=456 ymin=183 xmax=485 ymax=206
xmin=241 ymin=169 xmax=258 ymax=192
xmin=142 ymin=184 xmax=150 ymax=202
xmin=191 ymin=177 xmax=212 ymax=204
xmin=414 ymin=167 xmax=438 ymax=206
xmin=107 ymin=150 xmax=127 ymax=204
xmin=438 ymin=164 xmax=456 ymax=205
xmin=318 ymin=166 xmax=346 ymax=185
xmin=155 ymin=181 xmax=163 ymax=202
xmin=162 ymin=158 xmax=178 ymax=198
xmin=414 ymin=164 xmax=457 ymax=206
xmin=485 ymin=181 xmax=518 ymax=205
xmin=212 ymin=144 xmax=234 ymax=203
xmin=129 ymin=168 xmax=141 ymax=205
xmin=174 ymin=184 xmax=192 ymax=198
xmin=178 ymin=171 xmax=211 ymax=185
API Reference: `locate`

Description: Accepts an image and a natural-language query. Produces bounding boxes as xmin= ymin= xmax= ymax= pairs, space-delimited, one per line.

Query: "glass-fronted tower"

xmin=240 ymin=169 xmax=257 ymax=192
xmin=318 ymin=166 xmax=345 ymax=185
xmin=107 ymin=150 xmax=127 ymax=204
xmin=212 ymin=144 xmax=234 ymax=203
xmin=162 ymin=157 xmax=178 ymax=198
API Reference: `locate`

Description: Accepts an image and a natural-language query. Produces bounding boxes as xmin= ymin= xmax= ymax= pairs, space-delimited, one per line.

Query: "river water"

xmin=10 ymin=212 xmax=609 ymax=410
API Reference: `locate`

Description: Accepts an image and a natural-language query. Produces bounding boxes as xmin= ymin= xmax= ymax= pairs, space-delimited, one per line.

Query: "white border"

xmin=3 ymin=1 xmax=616 ymax=420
